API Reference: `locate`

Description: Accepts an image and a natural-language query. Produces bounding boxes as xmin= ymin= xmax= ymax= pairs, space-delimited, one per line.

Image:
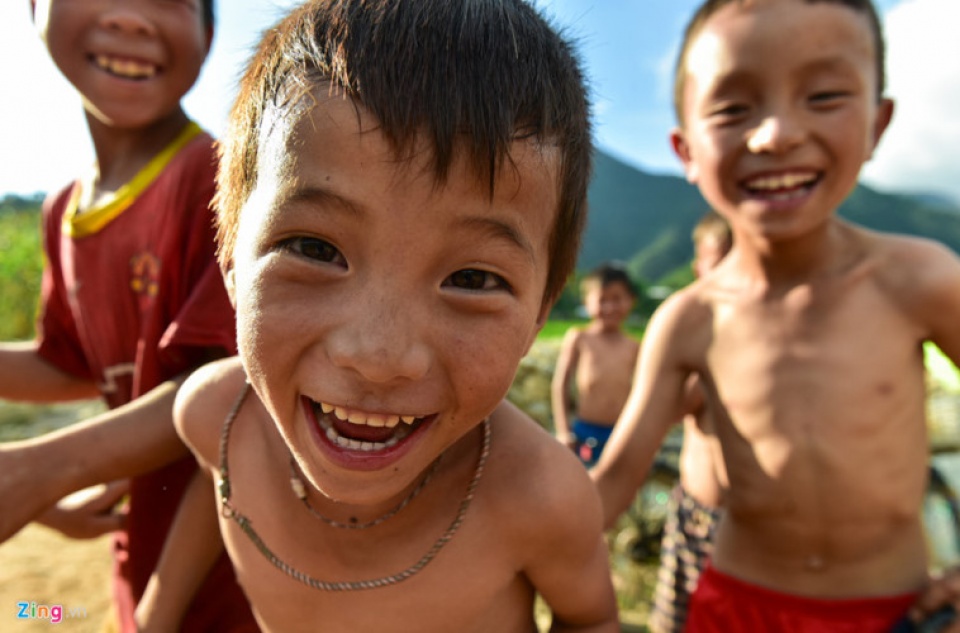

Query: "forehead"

xmin=245 ymin=94 xmax=561 ymax=269
xmin=684 ymin=1 xmax=877 ymax=96
xmin=585 ymin=278 xmax=631 ymax=295
xmin=257 ymin=92 xmax=561 ymax=205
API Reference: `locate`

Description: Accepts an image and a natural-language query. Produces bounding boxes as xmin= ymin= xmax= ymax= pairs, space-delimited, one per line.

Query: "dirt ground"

xmin=0 ymin=525 xmax=113 ymax=632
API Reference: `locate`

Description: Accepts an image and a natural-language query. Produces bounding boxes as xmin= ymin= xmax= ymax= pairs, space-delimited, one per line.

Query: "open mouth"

xmin=742 ymin=171 xmax=820 ymax=201
xmin=305 ymin=398 xmax=432 ymax=453
xmin=92 ymin=54 xmax=159 ymax=80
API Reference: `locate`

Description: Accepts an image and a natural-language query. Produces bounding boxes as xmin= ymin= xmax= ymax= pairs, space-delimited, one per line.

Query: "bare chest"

xmin=221 ymin=514 xmax=536 ymax=633
xmin=575 ymin=335 xmax=637 ymax=388
xmin=705 ymin=280 xmax=926 ymax=439
xmin=215 ymin=434 xmax=537 ymax=633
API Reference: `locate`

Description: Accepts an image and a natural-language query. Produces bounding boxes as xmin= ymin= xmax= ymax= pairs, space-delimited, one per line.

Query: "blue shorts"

xmin=572 ymin=419 xmax=615 ymax=467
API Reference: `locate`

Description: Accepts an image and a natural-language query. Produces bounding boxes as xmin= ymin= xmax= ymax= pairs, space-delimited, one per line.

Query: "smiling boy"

xmin=552 ymin=263 xmax=639 ymax=467
xmin=592 ymin=0 xmax=960 ymax=630
xmin=0 ymin=1 xmax=256 ymax=631
xmin=148 ymin=1 xmax=619 ymax=631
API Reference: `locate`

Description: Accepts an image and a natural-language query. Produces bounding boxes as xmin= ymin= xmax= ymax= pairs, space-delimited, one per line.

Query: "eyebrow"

xmin=279 ymin=183 xmax=537 ymax=261
xmin=799 ymin=56 xmax=864 ymax=81
xmin=457 ymin=216 xmax=537 ymax=263
xmin=279 ymin=185 xmax=363 ymax=216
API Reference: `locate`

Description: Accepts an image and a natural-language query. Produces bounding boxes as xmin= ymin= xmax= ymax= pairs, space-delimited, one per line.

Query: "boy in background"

xmin=0 ymin=1 xmax=255 ymax=630
xmin=552 ymin=263 xmax=639 ymax=466
xmin=648 ymin=210 xmax=731 ymax=633
xmin=592 ymin=0 xmax=960 ymax=629
xmin=137 ymin=0 xmax=619 ymax=631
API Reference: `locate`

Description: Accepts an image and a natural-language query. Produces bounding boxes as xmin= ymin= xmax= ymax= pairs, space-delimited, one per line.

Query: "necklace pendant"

xmin=290 ymin=475 xmax=307 ymax=500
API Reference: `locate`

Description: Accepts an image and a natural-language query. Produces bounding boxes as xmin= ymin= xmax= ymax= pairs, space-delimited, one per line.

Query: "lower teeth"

xmin=324 ymin=426 xmax=398 ymax=451
xmin=317 ymin=411 xmax=405 ymax=452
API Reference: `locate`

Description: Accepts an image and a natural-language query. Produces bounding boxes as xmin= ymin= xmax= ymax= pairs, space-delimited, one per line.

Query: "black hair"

xmin=217 ymin=0 xmax=592 ymax=305
xmin=581 ymin=262 xmax=638 ymax=298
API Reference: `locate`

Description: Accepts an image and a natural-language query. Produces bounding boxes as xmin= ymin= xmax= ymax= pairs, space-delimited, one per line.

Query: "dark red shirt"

xmin=36 ymin=123 xmax=257 ymax=632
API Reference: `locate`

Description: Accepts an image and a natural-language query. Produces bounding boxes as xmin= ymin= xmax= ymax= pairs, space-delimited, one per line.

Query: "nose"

xmin=325 ymin=288 xmax=432 ymax=384
xmin=747 ymin=112 xmax=804 ymax=155
xmin=100 ymin=2 xmax=156 ymax=37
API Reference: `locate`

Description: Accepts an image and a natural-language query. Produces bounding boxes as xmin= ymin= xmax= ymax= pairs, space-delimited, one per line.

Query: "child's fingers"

xmin=59 ymin=479 xmax=129 ymax=514
xmin=910 ymin=569 xmax=960 ymax=624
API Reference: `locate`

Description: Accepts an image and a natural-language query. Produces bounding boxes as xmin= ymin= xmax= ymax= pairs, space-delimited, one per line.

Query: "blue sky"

xmin=1 ymin=0 xmax=957 ymax=203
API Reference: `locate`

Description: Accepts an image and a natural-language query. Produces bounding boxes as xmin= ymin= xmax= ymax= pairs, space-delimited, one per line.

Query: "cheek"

xmin=232 ymin=268 xmax=299 ymax=376
xmin=447 ymin=320 xmax=532 ymax=400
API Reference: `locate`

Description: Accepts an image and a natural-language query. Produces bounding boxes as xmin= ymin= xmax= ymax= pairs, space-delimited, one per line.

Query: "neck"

xmin=730 ymin=219 xmax=859 ymax=289
xmin=85 ymin=107 xmax=191 ymax=195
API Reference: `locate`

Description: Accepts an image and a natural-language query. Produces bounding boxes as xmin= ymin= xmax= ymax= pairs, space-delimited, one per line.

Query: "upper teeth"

xmin=319 ymin=402 xmax=418 ymax=428
xmin=746 ymin=172 xmax=816 ymax=191
xmin=95 ymin=55 xmax=157 ymax=79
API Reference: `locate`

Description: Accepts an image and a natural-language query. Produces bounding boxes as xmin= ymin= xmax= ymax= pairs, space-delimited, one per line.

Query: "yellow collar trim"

xmin=63 ymin=122 xmax=204 ymax=238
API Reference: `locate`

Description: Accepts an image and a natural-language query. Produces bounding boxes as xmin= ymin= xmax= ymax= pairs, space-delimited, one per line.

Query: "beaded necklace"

xmin=217 ymin=382 xmax=491 ymax=591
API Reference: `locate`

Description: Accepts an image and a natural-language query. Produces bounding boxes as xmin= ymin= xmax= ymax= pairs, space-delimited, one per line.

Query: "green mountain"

xmin=581 ymin=150 xmax=960 ymax=283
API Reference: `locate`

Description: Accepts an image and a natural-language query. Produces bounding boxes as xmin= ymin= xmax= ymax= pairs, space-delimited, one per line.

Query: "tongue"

xmin=330 ymin=416 xmax=405 ymax=444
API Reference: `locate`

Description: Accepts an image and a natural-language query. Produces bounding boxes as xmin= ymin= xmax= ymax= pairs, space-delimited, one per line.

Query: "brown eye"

xmin=282 ymin=237 xmax=346 ymax=267
xmin=445 ymin=269 xmax=510 ymax=292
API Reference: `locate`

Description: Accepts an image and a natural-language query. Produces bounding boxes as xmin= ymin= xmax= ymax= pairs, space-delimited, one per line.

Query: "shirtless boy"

xmin=648 ymin=211 xmax=731 ymax=633
xmin=146 ymin=1 xmax=619 ymax=631
xmin=552 ymin=263 xmax=639 ymax=466
xmin=592 ymin=0 xmax=960 ymax=629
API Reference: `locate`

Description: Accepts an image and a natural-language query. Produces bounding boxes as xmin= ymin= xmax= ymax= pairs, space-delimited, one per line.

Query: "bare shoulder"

xmin=484 ymin=401 xmax=603 ymax=545
xmin=643 ymin=279 xmax=715 ymax=360
xmin=559 ymin=324 xmax=584 ymax=350
xmin=862 ymin=228 xmax=960 ymax=313
xmin=868 ymin=229 xmax=960 ymax=284
xmin=174 ymin=357 xmax=248 ymax=471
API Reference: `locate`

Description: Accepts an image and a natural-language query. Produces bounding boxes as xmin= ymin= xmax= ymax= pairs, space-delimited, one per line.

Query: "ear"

xmin=867 ymin=98 xmax=895 ymax=160
xmin=223 ymin=265 xmax=238 ymax=309
xmin=670 ymin=127 xmax=699 ymax=184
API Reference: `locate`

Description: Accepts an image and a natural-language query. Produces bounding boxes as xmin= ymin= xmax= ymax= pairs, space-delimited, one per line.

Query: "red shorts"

xmin=684 ymin=565 xmax=918 ymax=633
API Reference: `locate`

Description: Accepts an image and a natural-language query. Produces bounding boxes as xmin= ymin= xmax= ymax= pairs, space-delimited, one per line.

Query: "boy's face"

xmin=32 ymin=0 xmax=211 ymax=129
xmin=694 ymin=235 xmax=729 ymax=278
xmin=671 ymin=0 xmax=894 ymax=243
xmin=583 ymin=281 xmax=634 ymax=332
xmin=227 ymin=95 xmax=557 ymax=507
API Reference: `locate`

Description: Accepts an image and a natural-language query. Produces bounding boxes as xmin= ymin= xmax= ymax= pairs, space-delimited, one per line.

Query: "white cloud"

xmin=862 ymin=0 xmax=960 ymax=204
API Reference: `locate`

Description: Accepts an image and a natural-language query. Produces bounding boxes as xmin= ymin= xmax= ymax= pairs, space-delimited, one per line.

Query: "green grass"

xmin=0 ymin=209 xmax=43 ymax=340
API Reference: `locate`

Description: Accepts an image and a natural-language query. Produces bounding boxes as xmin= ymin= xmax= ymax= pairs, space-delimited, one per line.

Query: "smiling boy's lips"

xmin=303 ymin=397 xmax=433 ymax=454
xmin=742 ymin=170 xmax=820 ymax=194
xmin=91 ymin=53 xmax=159 ymax=80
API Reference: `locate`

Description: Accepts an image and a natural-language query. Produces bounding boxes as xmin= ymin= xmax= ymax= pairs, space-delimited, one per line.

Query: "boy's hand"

xmin=559 ymin=432 xmax=579 ymax=451
xmin=37 ymin=480 xmax=129 ymax=539
xmin=0 ymin=442 xmax=62 ymax=542
xmin=907 ymin=568 xmax=960 ymax=632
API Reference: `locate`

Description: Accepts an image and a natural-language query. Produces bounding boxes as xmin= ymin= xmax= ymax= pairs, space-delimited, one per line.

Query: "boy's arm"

xmin=36 ymin=479 xmax=129 ymax=539
xmin=134 ymin=357 xmax=244 ymax=632
xmin=524 ymin=451 xmax=619 ymax=632
xmin=551 ymin=328 xmax=580 ymax=449
xmin=135 ymin=469 xmax=222 ymax=633
xmin=0 ymin=341 xmax=99 ymax=402
xmin=908 ymin=240 xmax=960 ymax=369
xmin=0 ymin=376 xmax=189 ymax=542
xmin=590 ymin=295 xmax=692 ymax=529
xmin=901 ymin=241 xmax=960 ymax=628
